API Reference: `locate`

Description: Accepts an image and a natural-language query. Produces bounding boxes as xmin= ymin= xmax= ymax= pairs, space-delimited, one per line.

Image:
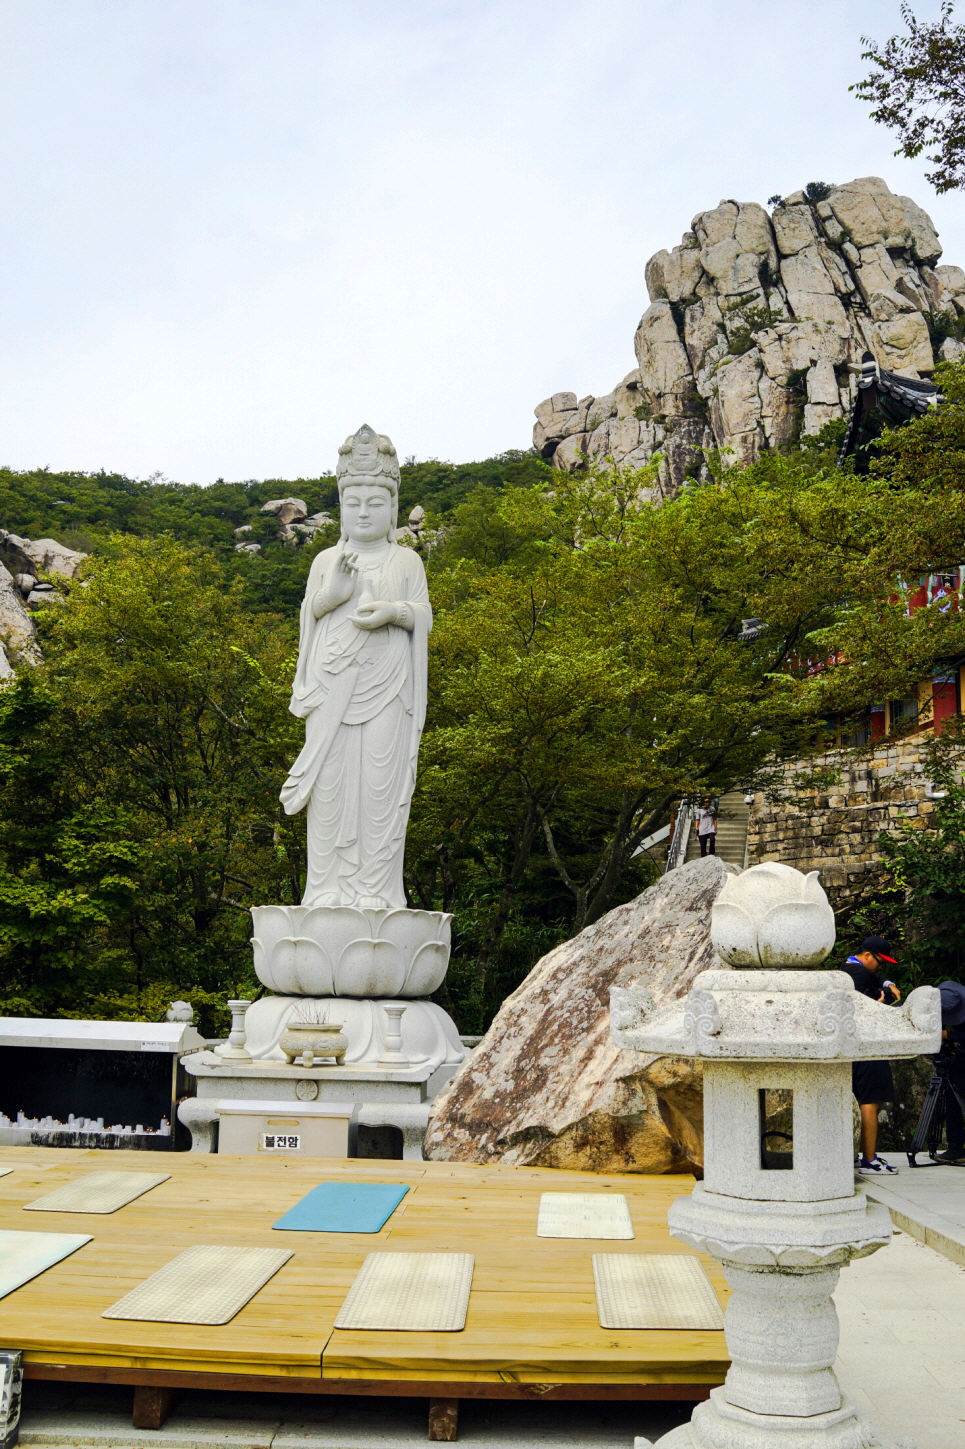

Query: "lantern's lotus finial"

xmin=711 ymin=862 xmax=836 ymax=967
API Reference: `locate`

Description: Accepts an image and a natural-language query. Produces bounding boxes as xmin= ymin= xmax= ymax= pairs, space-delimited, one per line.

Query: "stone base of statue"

xmin=251 ymin=904 xmax=452 ymax=998
xmin=179 ymin=988 xmax=467 ymax=1153
xmin=178 ymin=905 xmax=469 ymax=1153
xmin=178 ymin=1046 xmax=456 ymax=1153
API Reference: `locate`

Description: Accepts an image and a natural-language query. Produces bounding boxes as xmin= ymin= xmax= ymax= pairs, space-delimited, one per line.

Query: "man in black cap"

xmin=841 ymin=936 xmax=902 ymax=1176
xmin=936 ymin=980 xmax=965 ymax=1164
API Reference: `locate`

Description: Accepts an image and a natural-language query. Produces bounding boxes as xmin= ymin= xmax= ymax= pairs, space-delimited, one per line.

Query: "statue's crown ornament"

xmin=336 ymin=424 xmax=401 ymax=495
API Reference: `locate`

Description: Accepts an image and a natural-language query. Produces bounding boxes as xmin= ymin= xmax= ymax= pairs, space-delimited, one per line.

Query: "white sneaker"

xmin=857 ymin=1155 xmax=899 ymax=1175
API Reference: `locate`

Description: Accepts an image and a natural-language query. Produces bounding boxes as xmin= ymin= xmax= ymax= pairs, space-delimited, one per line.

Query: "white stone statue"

xmin=165 ymin=1000 xmax=195 ymax=1023
xmin=244 ymin=425 xmax=465 ymax=1075
xmin=280 ymin=424 xmax=430 ymax=910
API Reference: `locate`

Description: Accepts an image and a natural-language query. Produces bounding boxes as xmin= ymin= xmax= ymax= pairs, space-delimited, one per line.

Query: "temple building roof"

xmin=839 ymin=351 xmax=942 ymax=473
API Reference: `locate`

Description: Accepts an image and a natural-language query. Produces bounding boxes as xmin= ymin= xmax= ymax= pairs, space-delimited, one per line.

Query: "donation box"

xmin=216 ymin=1098 xmax=354 ymax=1157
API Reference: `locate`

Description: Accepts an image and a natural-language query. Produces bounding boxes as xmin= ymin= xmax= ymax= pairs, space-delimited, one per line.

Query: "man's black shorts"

xmin=852 ymin=1060 xmax=895 ymax=1105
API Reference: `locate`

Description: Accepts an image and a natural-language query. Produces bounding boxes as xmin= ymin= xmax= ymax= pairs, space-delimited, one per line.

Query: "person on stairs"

xmin=841 ymin=936 xmax=901 ymax=1176
xmin=695 ymin=797 xmax=717 ymax=856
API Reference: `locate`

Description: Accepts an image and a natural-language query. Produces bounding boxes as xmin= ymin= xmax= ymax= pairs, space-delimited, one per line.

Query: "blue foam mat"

xmin=272 ymin=1181 xmax=409 ymax=1233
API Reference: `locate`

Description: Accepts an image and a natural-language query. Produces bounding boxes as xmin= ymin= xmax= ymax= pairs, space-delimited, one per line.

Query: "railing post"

xmin=664 ymin=800 xmax=693 ymax=872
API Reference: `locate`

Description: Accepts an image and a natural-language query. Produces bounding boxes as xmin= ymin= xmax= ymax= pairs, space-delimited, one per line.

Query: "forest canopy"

xmin=4 ymin=380 xmax=965 ymax=1032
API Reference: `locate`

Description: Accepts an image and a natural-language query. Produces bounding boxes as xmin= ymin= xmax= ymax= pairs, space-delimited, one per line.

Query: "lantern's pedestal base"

xmin=656 ymin=1388 xmax=912 ymax=1447
xmin=663 ymin=1190 xmax=902 ymax=1447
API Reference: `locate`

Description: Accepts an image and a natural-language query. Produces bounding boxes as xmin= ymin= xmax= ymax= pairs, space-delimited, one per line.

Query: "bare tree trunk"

xmin=540 ymin=790 xmax=676 ymax=935
xmin=584 ymin=791 xmax=676 ymax=925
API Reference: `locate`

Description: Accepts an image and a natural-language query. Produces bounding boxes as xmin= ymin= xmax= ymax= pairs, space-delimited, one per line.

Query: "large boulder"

xmin=0 ymin=532 xmax=86 ymax=581
xmin=425 ymin=856 xmax=738 ymax=1175
xmin=0 ymin=563 xmax=40 ymax=668
xmin=260 ymin=497 xmax=308 ymax=526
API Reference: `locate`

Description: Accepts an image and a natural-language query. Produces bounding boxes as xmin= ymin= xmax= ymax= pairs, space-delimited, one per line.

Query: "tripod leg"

xmin=927 ymin=1078 xmax=948 ymax=1161
xmin=907 ymin=1074 xmax=945 ymax=1166
xmin=943 ymin=1076 xmax=965 ymax=1162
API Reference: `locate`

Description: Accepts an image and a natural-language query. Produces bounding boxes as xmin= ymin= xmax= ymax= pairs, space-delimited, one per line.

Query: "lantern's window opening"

xmin=759 ymin=1088 xmax=793 ymax=1170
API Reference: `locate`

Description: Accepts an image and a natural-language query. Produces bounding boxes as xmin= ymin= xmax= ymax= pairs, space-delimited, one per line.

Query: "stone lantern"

xmin=611 ymin=862 xmax=940 ymax=1449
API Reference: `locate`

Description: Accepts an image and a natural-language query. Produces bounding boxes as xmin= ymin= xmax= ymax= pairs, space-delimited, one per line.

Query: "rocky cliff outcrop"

xmin=0 ymin=566 xmax=40 ymax=673
xmin=243 ymin=498 xmax=333 ymax=553
xmin=0 ymin=531 xmax=87 ymax=583
xmin=535 ymin=177 xmax=963 ymax=491
xmin=0 ymin=532 xmax=89 ymax=674
xmin=424 ymin=856 xmax=738 ymax=1175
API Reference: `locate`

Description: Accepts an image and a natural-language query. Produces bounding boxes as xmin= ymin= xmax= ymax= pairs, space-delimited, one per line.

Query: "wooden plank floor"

xmin=0 ymin=1148 xmax=728 ymax=1388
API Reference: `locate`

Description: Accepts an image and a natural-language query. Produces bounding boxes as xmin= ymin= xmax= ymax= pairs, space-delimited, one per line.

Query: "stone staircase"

xmin=685 ymin=790 xmax=749 ymax=869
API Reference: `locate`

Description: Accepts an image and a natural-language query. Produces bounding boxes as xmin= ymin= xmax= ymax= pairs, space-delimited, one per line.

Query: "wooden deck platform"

xmin=0 ymin=1148 xmax=727 ymax=1433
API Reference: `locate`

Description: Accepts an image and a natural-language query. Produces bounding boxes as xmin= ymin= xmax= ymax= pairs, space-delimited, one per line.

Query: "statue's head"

xmin=336 ymin=424 xmax=401 ymax=542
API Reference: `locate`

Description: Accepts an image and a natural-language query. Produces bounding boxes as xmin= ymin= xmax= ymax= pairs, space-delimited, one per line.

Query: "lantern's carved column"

xmin=611 ymin=863 xmax=940 ymax=1449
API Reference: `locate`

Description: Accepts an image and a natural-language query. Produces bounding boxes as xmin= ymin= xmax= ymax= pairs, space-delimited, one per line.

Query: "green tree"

xmin=407 ymin=459 xmax=860 ymax=1028
xmin=854 ymin=2 xmax=965 ymax=192
xmin=850 ymin=720 xmax=965 ymax=988
xmin=0 ymin=537 xmax=302 ymax=1030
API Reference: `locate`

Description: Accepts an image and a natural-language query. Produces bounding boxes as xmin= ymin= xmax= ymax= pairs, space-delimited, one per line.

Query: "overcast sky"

xmin=2 ymin=0 xmax=963 ymax=483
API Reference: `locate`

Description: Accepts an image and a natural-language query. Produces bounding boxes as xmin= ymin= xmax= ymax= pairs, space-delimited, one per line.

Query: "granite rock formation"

xmin=0 ymin=532 xmax=89 ymax=674
xmin=535 ymin=177 xmax=961 ymax=493
xmin=0 ymin=565 xmax=38 ymax=674
xmin=247 ymin=498 xmax=334 ymax=551
xmin=0 ymin=531 xmax=87 ymax=582
xmin=424 ymin=856 xmax=739 ymax=1175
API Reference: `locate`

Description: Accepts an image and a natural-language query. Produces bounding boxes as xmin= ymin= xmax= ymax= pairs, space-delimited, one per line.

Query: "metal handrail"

xmin=664 ymin=801 xmax=693 ymax=873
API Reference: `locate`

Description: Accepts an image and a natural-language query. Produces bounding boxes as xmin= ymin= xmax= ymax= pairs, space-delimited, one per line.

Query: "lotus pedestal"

xmin=251 ymin=904 xmax=454 ymax=999
xmin=179 ymin=903 xmax=467 ymax=1152
xmin=246 ymin=901 xmax=466 ymax=1075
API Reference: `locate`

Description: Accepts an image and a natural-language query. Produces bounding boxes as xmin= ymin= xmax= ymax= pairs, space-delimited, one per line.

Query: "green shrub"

xmin=924 ymin=309 xmax=965 ymax=350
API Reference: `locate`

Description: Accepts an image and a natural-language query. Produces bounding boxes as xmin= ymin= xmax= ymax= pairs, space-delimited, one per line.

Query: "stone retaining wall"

xmin=745 ymin=736 xmax=938 ymax=914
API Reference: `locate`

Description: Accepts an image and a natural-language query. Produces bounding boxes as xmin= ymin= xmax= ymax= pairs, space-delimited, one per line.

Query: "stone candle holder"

xmin=220 ymin=1000 xmax=252 ymax=1062
xmin=378 ymin=1004 xmax=410 ymax=1066
xmin=611 ymin=862 xmax=938 ymax=1449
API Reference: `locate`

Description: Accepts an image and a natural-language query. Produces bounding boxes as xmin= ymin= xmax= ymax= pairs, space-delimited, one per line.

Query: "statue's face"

xmin=341 ymin=484 xmax=393 ymax=543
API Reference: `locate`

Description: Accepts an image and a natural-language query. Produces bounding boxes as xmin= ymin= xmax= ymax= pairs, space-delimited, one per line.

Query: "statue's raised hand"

xmin=312 ymin=546 xmax=358 ymax=617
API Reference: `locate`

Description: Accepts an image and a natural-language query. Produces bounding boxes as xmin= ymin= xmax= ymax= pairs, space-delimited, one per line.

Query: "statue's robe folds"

xmin=280 ymin=543 xmax=431 ymax=908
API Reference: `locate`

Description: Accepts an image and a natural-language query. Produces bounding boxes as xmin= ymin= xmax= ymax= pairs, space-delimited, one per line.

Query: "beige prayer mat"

xmin=593 ymin=1253 xmax=725 ymax=1330
xmin=0 ymin=1229 xmax=92 ymax=1299
xmin=334 ymin=1252 xmax=474 ymax=1331
xmin=103 ymin=1245 xmax=293 ymax=1324
xmin=24 ymin=1171 xmax=170 ymax=1215
xmin=536 ymin=1192 xmax=634 ymax=1239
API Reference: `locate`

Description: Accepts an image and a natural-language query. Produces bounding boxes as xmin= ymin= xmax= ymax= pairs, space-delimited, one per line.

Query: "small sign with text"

xmin=261 ymin=1133 xmax=301 ymax=1151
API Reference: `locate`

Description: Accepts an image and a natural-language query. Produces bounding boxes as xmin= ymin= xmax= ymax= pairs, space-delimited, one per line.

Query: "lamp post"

xmin=612 ymin=863 xmax=939 ymax=1449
